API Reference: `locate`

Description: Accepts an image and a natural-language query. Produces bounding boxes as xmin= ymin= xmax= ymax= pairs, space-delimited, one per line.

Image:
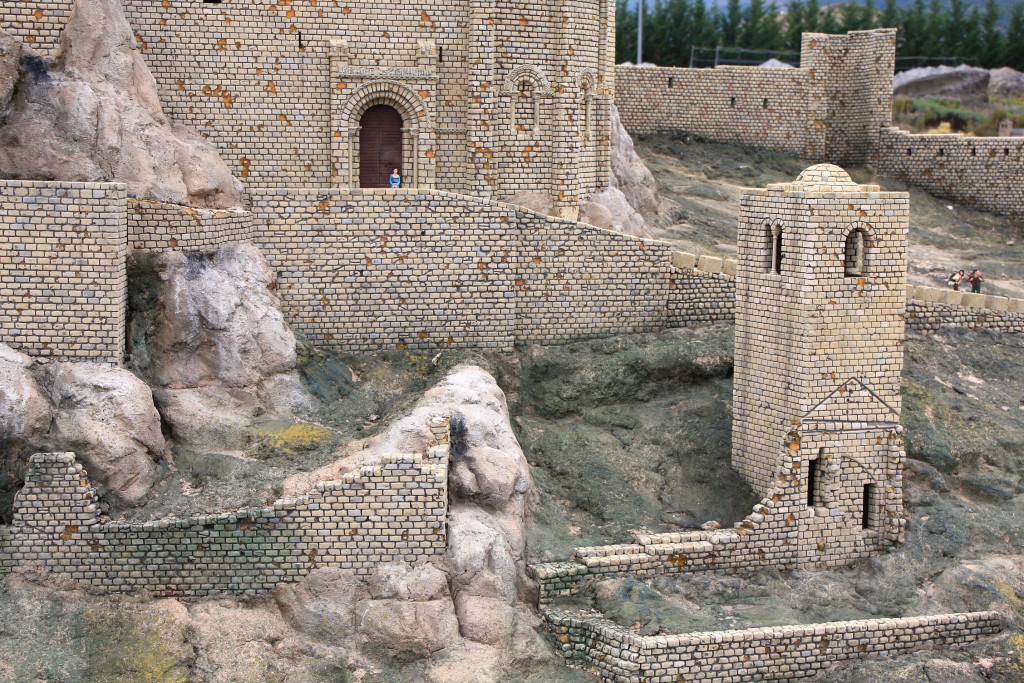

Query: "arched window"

xmin=773 ymin=225 xmax=784 ymax=275
xmin=844 ymin=228 xmax=868 ymax=277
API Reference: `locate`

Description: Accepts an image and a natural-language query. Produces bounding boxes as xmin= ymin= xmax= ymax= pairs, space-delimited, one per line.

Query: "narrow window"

xmin=730 ymin=96 xmax=736 ymax=108
xmin=763 ymin=98 xmax=769 ymax=109
xmin=773 ymin=227 xmax=784 ymax=275
xmin=937 ymin=148 xmax=944 ymax=157
xmin=668 ymin=77 xmax=674 ymax=88
xmin=844 ymin=228 xmax=867 ymax=277
xmin=763 ymin=221 xmax=775 ymax=273
xmin=438 ymin=46 xmax=444 ymax=63
xmin=1005 ymin=148 xmax=1011 ymax=156
xmin=204 ymin=0 xmax=222 ymax=3
xmin=971 ymin=147 xmax=977 ymax=156
xmin=906 ymin=148 xmax=912 ymax=156
xmin=807 ymin=450 xmax=824 ymax=507
xmin=862 ymin=484 xmax=876 ymax=529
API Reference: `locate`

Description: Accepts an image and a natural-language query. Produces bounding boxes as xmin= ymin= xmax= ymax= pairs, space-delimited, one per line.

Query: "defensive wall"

xmin=1 ymin=180 xmax=1021 ymax=363
xmin=878 ymin=128 xmax=1024 ymax=217
xmin=0 ymin=180 xmax=127 ymax=365
xmin=0 ymin=442 xmax=448 ymax=598
xmin=615 ymin=29 xmax=896 ymax=165
xmin=544 ymin=609 xmax=1002 ymax=683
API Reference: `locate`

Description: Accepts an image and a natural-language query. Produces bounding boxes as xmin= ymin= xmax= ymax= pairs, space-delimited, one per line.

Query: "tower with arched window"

xmin=732 ymin=164 xmax=911 ymax=566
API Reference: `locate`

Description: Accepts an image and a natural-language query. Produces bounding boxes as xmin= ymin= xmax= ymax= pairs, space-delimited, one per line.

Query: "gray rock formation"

xmin=0 ymin=29 xmax=21 ymax=111
xmin=39 ymin=361 xmax=165 ymax=507
xmin=581 ymin=186 xmax=649 ymax=238
xmin=0 ymin=0 xmax=243 ymax=208
xmin=989 ymin=67 xmax=1024 ymax=100
xmin=610 ymin=103 xmax=659 ymax=219
xmin=129 ymin=244 xmax=313 ymax=452
xmin=893 ymin=65 xmax=990 ymax=104
xmin=0 ymin=345 xmax=50 ymax=447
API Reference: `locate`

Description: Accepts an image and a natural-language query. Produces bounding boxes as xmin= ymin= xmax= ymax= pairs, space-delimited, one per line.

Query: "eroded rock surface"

xmin=610 ymin=103 xmax=659 ymax=219
xmin=0 ymin=0 xmax=243 ymax=208
xmin=129 ymin=244 xmax=313 ymax=452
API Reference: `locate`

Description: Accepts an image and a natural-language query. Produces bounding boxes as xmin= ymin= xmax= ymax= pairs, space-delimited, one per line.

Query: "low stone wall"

xmin=545 ymin=608 xmax=1002 ymax=683
xmin=128 ymin=200 xmax=254 ymax=252
xmin=907 ymin=284 xmax=1024 ymax=333
xmin=0 ymin=180 xmax=127 ymax=364
xmin=0 ymin=449 xmax=448 ymax=598
xmin=878 ymin=128 xmax=1024 ymax=217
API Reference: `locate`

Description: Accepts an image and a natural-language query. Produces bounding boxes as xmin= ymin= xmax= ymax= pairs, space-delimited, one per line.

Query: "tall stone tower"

xmin=732 ymin=164 xmax=910 ymax=562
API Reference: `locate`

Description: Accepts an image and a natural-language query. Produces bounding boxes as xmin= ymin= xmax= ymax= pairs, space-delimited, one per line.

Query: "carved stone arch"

xmin=575 ymin=68 xmax=598 ymax=97
xmin=335 ymin=80 xmax=433 ymax=188
xmin=499 ymin=65 xmax=554 ymax=96
xmin=842 ymin=221 xmax=874 ymax=277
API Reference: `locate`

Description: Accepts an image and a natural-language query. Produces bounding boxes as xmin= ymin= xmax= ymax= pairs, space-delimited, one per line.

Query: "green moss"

xmin=82 ymin=610 xmax=189 ymax=683
xmin=252 ymin=421 xmax=336 ymax=460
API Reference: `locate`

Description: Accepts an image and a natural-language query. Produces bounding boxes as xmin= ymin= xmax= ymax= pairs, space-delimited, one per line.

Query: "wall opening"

xmin=906 ymin=148 xmax=912 ymax=156
xmin=844 ymin=228 xmax=868 ymax=277
xmin=763 ymin=98 xmax=769 ymax=109
xmin=359 ymin=104 xmax=404 ymax=188
xmin=773 ymin=227 xmax=784 ymax=275
xmin=730 ymin=96 xmax=736 ymax=108
xmin=807 ymin=450 xmax=824 ymax=507
xmin=668 ymin=77 xmax=674 ymax=88
xmin=862 ymin=483 xmax=877 ymax=529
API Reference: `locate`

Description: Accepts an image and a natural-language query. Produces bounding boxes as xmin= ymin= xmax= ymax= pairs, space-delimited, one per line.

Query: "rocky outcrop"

xmin=39 ymin=361 xmax=165 ymax=507
xmin=0 ymin=343 xmax=165 ymax=515
xmin=610 ymin=103 xmax=659 ymax=219
xmin=582 ymin=186 xmax=648 ymax=238
xmin=0 ymin=0 xmax=243 ymax=208
xmin=129 ymin=243 xmax=312 ymax=452
xmin=989 ymin=67 xmax=1024 ymax=100
xmin=0 ymin=29 xmax=22 ymax=111
xmin=893 ymin=65 xmax=990 ymax=104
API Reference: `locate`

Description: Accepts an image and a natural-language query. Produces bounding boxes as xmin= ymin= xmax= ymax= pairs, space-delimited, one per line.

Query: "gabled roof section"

xmin=801 ymin=377 xmax=899 ymax=423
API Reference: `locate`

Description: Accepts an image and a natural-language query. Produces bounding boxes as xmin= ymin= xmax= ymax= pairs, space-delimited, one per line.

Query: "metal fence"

xmin=688 ymin=46 xmax=980 ymax=72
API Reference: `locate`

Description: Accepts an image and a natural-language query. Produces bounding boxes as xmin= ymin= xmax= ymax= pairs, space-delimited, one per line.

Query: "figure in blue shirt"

xmin=389 ymin=168 xmax=401 ymax=188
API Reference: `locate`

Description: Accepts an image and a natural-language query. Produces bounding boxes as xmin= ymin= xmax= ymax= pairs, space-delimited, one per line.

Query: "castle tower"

xmin=732 ymin=165 xmax=910 ymax=559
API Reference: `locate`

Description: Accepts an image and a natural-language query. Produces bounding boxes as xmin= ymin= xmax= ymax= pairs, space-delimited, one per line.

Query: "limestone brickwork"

xmin=0 ymin=180 xmax=127 ymax=365
xmin=0 ymin=0 xmax=70 ymax=53
xmin=878 ymin=128 xmax=1024 ymax=216
xmin=0 ymin=448 xmax=448 ymax=598
xmin=253 ymin=188 xmax=726 ymax=351
xmin=128 ymin=199 xmax=254 ymax=252
xmin=615 ymin=30 xmax=896 ymax=165
xmin=545 ymin=609 xmax=1001 ymax=683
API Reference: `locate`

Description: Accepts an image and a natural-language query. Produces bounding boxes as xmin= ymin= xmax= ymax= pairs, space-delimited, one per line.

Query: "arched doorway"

xmin=359 ymin=104 xmax=403 ymax=188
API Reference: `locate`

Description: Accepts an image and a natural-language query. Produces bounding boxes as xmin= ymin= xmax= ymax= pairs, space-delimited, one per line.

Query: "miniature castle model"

xmin=732 ymin=164 xmax=910 ymax=561
xmin=120 ymin=0 xmax=615 ymax=219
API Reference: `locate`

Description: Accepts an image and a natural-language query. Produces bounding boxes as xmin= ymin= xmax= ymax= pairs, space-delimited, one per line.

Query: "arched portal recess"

xmin=359 ymin=104 xmax=404 ymax=188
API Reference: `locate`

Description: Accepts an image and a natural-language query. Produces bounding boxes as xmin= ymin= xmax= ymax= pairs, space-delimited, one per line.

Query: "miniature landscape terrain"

xmin=1 ymin=0 xmax=1023 ymax=681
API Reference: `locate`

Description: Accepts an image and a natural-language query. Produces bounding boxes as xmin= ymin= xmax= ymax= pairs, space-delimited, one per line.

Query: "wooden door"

xmin=359 ymin=105 xmax=403 ymax=188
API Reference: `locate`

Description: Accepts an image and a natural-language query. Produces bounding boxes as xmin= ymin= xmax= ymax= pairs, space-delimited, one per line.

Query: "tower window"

xmin=862 ymin=483 xmax=877 ymax=529
xmin=773 ymin=227 xmax=784 ymax=275
xmin=844 ymin=228 xmax=868 ymax=277
xmin=763 ymin=98 xmax=769 ymax=109
xmin=807 ymin=450 xmax=824 ymax=507
xmin=668 ymin=77 xmax=674 ymax=88
xmin=730 ymin=96 xmax=736 ymax=108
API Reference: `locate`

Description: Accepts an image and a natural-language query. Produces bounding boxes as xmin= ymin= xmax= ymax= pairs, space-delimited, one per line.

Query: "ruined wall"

xmin=0 ymin=180 xmax=127 ymax=365
xmin=128 ymin=200 xmax=253 ymax=252
xmin=545 ymin=609 xmax=1002 ymax=683
xmin=878 ymin=128 xmax=1024 ymax=216
xmin=0 ymin=450 xmax=447 ymax=598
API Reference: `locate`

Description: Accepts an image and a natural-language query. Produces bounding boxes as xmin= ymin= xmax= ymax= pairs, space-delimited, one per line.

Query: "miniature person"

xmin=389 ymin=168 xmax=401 ymax=188
xmin=948 ymin=269 xmax=964 ymax=291
xmin=968 ymin=269 xmax=984 ymax=294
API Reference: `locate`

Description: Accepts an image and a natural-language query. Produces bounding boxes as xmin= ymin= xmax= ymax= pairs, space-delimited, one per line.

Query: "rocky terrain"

xmin=633 ymin=134 xmax=1024 ymax=298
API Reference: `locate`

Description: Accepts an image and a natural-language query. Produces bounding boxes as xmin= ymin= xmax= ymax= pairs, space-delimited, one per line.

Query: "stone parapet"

xmin=128 ymin=200 xmax=254 ymax=252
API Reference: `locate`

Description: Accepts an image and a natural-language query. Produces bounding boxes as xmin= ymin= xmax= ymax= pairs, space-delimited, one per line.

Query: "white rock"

xmin=610 ymin=103 xmax=659 ymax=219
xmin=0 ymin=344 xmax=50 ymax=443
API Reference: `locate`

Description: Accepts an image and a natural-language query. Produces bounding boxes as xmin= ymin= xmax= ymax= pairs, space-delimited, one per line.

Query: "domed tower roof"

xmin=766 ymin=163 xmax=879 ymax=194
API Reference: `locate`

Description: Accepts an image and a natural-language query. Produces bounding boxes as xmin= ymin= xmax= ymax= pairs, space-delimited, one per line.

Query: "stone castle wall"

xmin=545 ymin=609 xmax=1001 ymax=683
xmin=878 ymin=128 xmax=1024 ymax=216
xmin=0 ymin=450 xmax=448 ymax=598
xmin=614 ymin=30 xmax=896 ymax=165
xmin=0 ymin=0 xmax=70 ymax=53
xmin=128 ymin=200 xmax=254 ymax=252
xmin=0 ymin=180 xmax=127 ymax=365
xmin=252 ymin=188 xmax=731 ymax=351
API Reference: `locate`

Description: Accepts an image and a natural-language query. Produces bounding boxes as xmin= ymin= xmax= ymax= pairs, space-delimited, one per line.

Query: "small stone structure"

xmin=0 ymin=442 xmax=448 ymax=598
xmin=530 ymin=165 xmax=1002 ymax=682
